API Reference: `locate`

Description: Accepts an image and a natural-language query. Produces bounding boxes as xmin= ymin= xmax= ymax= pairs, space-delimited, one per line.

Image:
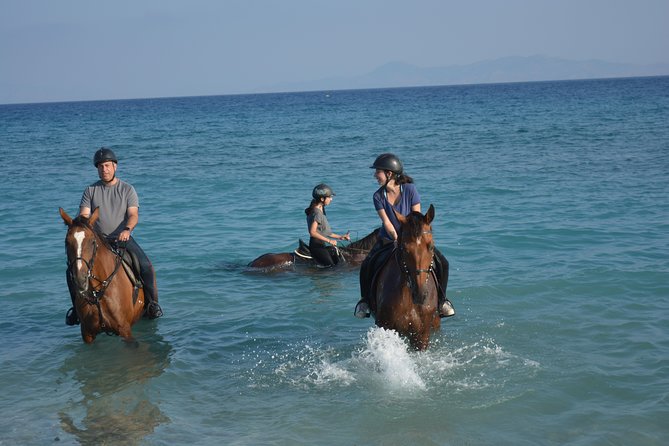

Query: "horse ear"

xmin=89 ymin=207 xmax=100 ymax=227
xmin=393 ymin=208 xmax=407 ymax=225
xmin=425 ymin=204 xmax=435 ymax=224
xmin=59 ymin=207 xmax=72 ymax=226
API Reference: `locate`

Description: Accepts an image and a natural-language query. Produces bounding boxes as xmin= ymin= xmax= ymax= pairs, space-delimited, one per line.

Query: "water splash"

xmin=355 ymin=327 xmax=426 ymax=391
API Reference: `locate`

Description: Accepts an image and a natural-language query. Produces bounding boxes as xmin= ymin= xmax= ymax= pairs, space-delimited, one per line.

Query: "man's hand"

xmin=118 ymin=229 xmax=131 ymax=242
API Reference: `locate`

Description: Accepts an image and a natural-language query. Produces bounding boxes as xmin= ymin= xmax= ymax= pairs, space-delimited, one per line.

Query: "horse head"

xmin=60 ymin=207 xmax=100 ymax=293
xmin=59 ymin=207 xmax=146 ymax=343
xmin=394 ymin=204 xmax=436 ymax=304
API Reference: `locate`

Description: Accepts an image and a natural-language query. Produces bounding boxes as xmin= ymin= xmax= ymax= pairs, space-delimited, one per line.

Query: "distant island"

xmin=262 ymin=55 xmax=669 ymax=93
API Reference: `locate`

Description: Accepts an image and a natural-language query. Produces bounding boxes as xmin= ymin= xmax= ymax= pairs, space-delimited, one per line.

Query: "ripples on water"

xmin=1 ymin=76 xmax=668 ymax=444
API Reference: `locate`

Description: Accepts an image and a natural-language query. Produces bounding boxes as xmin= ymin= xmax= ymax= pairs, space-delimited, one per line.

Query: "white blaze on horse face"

xmin=74 ymin=231 xmax=85 ymax=270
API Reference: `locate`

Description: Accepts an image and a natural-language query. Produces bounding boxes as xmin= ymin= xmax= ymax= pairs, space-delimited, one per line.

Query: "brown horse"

xmin=372 ymin=205 xmax=440 ymax=351
xmin=60 ymin=207 xmax=145 ymax=344
xmin=247 ymin=228 xmax=379 ymax=270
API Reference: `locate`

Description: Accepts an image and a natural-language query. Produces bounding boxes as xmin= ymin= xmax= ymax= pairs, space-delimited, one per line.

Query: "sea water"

xmin=1 ymin=76 xmax=668 ymax=445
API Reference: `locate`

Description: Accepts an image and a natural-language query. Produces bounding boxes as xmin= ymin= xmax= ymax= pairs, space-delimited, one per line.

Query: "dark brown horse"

xmin=60 ymin=207 xmax=145 ymax=344
xmin=372 ymin=205 xmax=440 ymax=350
xmin=247 ymin=228 xmax=379 ymax=270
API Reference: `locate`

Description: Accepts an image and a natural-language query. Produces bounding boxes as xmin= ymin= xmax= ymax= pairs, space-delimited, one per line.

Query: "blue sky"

xmin=1 ymin=0 xmax=668 ymax=104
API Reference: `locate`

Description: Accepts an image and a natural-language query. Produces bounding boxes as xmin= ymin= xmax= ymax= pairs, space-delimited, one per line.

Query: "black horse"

xmin=247 ymin=229 xmax=379 ymax=270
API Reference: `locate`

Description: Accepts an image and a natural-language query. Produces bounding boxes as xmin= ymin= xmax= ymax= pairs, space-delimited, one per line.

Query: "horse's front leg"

xmin=410 ymin=331 xmax=431 ymax=351
xmin=117 ymin=324 xmax=136 ymax=344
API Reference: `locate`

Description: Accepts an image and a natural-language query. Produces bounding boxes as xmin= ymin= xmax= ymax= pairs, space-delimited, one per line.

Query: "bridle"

xmin=66 ymin=228 xmax=125 ymax=332
xmin=396 ymin=228 xmax=435 ymax=299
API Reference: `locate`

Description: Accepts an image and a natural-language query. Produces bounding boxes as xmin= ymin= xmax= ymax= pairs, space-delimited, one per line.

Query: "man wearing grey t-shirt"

xmin=65 ymin=147 xmax=163 ymax=325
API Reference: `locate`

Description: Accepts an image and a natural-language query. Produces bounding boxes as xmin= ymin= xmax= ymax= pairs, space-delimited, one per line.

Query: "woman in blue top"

xmin=305 ymin=183 xmax=351 ymax=267
xmin=355 ymin=153 xmax=455 ymax=318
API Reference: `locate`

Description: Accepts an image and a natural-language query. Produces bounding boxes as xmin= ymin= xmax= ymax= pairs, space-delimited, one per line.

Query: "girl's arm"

xmin=309 ymin=220 xmax=337 ymax=245
xmin=330 ymin=231 xmax=351 ymax=241
xmin=377 ymin=208 xmax=398 ymax=241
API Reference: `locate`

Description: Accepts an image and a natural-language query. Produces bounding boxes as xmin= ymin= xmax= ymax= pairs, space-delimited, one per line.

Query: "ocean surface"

xmin=1 ymin=76 xmax=668 ymax=445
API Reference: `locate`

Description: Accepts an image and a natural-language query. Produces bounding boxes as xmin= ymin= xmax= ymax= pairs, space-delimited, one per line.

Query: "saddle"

xmin=294 ymin=239 xmax=313 ymax=260
xmin=104 ymin=241 xmax=142 ymax=291
xmin=366 ymin=242 xmax=396 ymax=312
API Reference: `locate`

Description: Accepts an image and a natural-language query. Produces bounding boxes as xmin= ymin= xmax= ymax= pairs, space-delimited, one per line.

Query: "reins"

xmin=67 ymin=232 xmax=127 ymax=334
xmin=396 ymin=229 xmax=435 ymax=295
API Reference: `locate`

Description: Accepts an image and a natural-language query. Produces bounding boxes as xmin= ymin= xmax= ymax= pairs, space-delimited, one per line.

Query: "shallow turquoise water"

xmin=1 ymin=77 xmax=668 ymax=445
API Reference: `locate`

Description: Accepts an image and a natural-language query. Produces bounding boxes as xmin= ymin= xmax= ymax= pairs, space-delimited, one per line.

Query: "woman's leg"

xmin=434 ymin=248 xmax=455 ymax=317
xmin=309 ymin=239 xmax=336 ymax=267
xmin=355 ymin=240 xmax=387 ymax=318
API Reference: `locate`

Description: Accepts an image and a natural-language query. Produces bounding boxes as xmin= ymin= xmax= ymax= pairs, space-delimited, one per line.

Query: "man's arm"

xmin=118 ymin=206 xmax=139 ymax=242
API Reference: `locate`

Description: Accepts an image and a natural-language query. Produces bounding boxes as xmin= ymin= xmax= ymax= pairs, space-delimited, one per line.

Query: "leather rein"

xmin=396 ymin=229 xmax=435 ymax=296
xmin=67 ymin=234 xmax=126 ymax=332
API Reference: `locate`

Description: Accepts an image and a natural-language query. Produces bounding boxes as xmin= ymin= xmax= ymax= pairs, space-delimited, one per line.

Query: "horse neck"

xmin=346 ymin=228 xmax=379 ymax=251
xmin=83 ymin=228 xmax=117 ymax=276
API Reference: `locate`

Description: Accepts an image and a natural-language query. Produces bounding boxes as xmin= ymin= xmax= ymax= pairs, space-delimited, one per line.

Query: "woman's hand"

xmin=329 ymin=238 xmax=338 ymax=246
xmin=343 ymin=231 xmax=351 ymax=241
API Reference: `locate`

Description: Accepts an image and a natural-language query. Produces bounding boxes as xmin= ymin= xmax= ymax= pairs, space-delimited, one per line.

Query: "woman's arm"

xmin=377 ymin=208 xmax=398 ymax=241
xmin=309 ymin=220 xmax=337 ymax=245
xmin=330 ymin=231 xmax=351 ymax=241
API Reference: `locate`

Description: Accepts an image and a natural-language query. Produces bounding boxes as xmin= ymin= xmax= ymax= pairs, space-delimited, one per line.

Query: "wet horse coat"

xmin=247 ymin=228 xmax=379 ymax=270
xmin=60 ymin=207 xmax=146 ymax=343
xmin=372 ymin=205 xmax=440 ymax=350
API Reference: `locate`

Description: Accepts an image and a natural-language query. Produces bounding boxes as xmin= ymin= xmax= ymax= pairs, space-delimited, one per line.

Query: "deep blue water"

xmin=1 ymin=76 xmax=668 ymax=445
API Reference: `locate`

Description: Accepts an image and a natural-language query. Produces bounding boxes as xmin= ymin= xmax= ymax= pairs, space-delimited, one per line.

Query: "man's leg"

xmin=125 ymin=237 xmax=163 ymax=319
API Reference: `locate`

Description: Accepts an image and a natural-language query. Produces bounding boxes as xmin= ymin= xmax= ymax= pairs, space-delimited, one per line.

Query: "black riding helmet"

xmin=312 ymin=183 xmax=336 ymax=200
xmin=370 ymin=153 xmax=403 ymax=174
xmin=93 ymin=147 xmax=118 ymax=167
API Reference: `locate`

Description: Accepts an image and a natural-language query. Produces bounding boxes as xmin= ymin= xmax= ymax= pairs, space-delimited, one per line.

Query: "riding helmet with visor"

xmin=312 ymin=183 xmax=336 ymax=200
xmin=93 ymin=147 xmax=118 ymax=167
xmin=370 ymin=153 xmax=403 ymax=174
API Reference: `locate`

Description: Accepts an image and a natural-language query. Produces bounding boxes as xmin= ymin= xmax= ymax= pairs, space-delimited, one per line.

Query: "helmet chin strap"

xmin=383 ymin=171 xmax=394 ymax=188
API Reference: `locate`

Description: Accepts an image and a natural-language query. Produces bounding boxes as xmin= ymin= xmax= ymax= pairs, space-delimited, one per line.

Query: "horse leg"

xmin=121 ymin=335 xmax=139 ymax=348
xmin=118 ymin=325 xmax=136 ymax=344
xmin=411 ymin=331 xmax=430 ymax=351
xmin=431 ymin=314 xmax=441 ymax=332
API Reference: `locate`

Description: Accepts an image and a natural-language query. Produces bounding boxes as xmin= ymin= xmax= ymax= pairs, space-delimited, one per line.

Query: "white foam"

xmin=356 ymin=327 xmax=426 ymax=391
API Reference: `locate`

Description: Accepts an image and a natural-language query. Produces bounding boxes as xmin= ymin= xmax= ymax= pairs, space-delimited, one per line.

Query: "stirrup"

xmin=354 ymin=301 xmax=370 ymax=319
xmin=65 ymin=307 xmax=79 ymax=326
xmin=145 ymin=302 xmax=163 ymax=319
xmin=439 ymin=299 xmax=455 ymax=318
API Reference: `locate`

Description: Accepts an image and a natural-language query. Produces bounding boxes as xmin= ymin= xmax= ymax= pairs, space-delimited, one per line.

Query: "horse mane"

xmin=69 ymin=214 xmax=110 ymax=247
xmin=344 ymin=228 xmax=380 ymax=252
xmin=402 ymin=212 xmax=429 ymax=240
xmin=71 ymin=214 xmax=93 ymax=227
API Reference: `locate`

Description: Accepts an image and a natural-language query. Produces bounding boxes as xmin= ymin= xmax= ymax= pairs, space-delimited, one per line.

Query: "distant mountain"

xmin=263 ymin=55 xmax=669 ymax=93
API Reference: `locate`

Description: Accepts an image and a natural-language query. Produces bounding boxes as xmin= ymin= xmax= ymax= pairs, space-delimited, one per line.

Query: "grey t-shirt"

xmin=80 ymin=179 xmax=139 ymax=237
xmin=306 ymin=207 xmax=332 ymax=238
